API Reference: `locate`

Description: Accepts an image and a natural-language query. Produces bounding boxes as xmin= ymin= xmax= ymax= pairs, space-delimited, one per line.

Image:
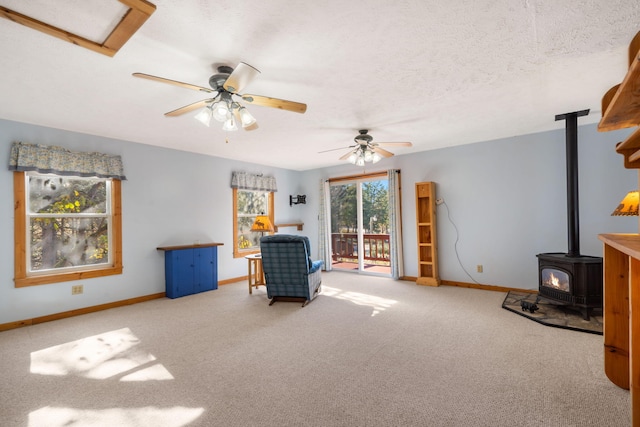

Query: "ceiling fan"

xmin=132 ymin=62 xmax=307 ymax=131
xmin=320 ymin=130 xmax=413 ymax=165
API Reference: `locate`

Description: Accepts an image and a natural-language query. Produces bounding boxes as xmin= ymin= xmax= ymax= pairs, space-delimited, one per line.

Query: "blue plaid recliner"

xmin=259 ymin=235 xmax=324 ymax=306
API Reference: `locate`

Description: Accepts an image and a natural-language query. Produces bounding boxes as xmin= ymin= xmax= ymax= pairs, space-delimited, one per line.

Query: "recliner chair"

xmin=259 ymin=234 xmax=323 ymax=306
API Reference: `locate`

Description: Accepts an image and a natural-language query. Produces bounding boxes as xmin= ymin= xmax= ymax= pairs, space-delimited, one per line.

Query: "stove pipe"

xmin=554 ymin=109 xmax=589 ymax=258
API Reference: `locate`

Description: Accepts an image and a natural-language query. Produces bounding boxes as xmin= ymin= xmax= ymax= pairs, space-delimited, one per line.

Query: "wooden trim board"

xmin=0 ymin=0 xmax=156 ymax=57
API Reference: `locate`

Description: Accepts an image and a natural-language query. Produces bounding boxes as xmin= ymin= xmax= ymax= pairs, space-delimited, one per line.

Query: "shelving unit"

xmin=597 ymin=30 xmax=640 ymax=426
xmin=599 ymin=31 xmax=640 ymax=168
xmin=415 ymin=182 xmax=440 ymax=286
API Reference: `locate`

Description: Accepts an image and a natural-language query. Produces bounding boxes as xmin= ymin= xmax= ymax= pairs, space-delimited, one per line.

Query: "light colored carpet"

xmin=0 ymin=272 xmax=630 ymax=427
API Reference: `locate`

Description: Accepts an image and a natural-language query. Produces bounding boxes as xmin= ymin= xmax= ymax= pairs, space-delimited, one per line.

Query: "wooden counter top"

xmin=599 ymin=233 xmax=640 ymax=258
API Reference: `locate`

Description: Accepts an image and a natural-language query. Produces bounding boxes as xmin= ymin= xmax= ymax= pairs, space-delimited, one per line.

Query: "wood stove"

xmin=537 ymin=253 xmax=602 ymax=320
xmin=536 ymin=110 xmax=603 ymax=320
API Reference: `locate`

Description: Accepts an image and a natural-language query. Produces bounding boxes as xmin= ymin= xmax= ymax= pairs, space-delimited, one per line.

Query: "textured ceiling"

xmin=0 ymin=0 xmax=638 ymax=170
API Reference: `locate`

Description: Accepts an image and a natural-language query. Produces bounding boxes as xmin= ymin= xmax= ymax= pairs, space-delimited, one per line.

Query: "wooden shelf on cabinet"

xmin=156 ymin=242 xmax=223 ymax=251
xmin=274 ymin=222 xmax=303 ymax=231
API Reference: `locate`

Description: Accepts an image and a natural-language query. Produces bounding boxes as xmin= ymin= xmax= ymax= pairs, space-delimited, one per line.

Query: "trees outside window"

xmin=330 ymin=180 xmax=389 ymax=233
xmin=14 ymin=172 xmax=122 ymax=287
xmin=233 ymin=188 xmax=274 ymax=258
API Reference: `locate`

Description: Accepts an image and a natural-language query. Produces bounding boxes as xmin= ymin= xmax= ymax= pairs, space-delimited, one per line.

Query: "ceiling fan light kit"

xmin=348 ymin=147 xmax=382 ymax=165
xmin=321 ymin=129 xmax=413 ymax=165
xmin=133 ymin=62 xmax=306 ymax=133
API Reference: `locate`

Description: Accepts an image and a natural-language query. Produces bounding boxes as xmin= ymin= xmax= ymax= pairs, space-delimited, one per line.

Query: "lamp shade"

xmin=251 ymin=214 xmax=274 ymax=232
xmin=611 ymin=190 xmax=639 ymax=216
xmin=238 ymin=106 xmax=257 ymax=127
xmin=222 ymin=115 xmax=238 ymax=131
xmin=212 ymin=100 xmax=231 ymax=122
xmin=194 ymin=106 xmax=213 ymax=127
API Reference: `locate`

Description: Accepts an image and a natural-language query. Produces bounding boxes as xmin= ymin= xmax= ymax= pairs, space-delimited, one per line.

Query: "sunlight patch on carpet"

xmin=322 ymin=286 xmax=397 ymax=316
xmin=30 ymin=327 xmax=174 ymax=380
xmin=29 ymin=406 xmax=204 ymax=427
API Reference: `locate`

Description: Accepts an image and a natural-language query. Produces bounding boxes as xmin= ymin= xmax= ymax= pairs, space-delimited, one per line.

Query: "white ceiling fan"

xmin=320 ymin=130 xmax=412 ymax=165
xmin=133 ymin=62 xmax=307 ymax=131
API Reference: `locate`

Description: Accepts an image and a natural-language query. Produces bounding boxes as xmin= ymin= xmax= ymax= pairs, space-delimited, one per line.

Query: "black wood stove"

xmin=536 ymin=110 xmax=602 ymax=320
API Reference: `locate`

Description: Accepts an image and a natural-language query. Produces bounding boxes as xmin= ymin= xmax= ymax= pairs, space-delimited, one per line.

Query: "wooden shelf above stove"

xmin=598 ymin=31 xmax=640 ymax=169
xmin=599 ymin=31 xmax=640 ymax=132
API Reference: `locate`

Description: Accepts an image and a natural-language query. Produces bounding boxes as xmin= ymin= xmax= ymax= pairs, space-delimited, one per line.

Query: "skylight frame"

xmin=0 ymin=0 xmax=156 ymax=57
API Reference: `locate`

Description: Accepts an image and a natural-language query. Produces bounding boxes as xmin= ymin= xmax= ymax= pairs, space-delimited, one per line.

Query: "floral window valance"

xmin=8 ymin=141 xmax=126 ymax=180
xmin=230 ymin=171 xmax=277 ymax=192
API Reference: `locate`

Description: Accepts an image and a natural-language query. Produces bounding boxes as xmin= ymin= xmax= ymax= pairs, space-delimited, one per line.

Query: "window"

xmin=233 ymin=188 xmax=274 ymax=258
xmin=14 ymin=171 xmax=123 ymax=287
xmin=328 ymin=174 xmax=391 ymax=276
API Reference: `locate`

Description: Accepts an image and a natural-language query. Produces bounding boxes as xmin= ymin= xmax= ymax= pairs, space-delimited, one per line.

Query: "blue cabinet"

xmin=157 ymin=243 xmax=223 ymax=299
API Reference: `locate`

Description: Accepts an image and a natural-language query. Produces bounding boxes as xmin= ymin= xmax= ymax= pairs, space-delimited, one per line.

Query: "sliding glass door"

xmin=329 ymin=177 xmax=391 ymax=275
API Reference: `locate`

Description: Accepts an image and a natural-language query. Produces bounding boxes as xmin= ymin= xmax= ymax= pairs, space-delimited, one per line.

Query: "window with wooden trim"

xmin=14 ymin=171 xmax=123 ymax=287
xmin=233 ymin=188 xmax=274 ymax=258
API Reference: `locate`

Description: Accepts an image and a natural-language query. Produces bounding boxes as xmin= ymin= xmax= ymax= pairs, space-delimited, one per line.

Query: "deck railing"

xmin=331 ymin=233 xmax=390 ymax=263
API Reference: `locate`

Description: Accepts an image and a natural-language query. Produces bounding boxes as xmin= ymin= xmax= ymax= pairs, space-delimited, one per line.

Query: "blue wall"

xmin=0 ymin=119 xmax=306 ymax=324
xmin=302 ymin=122 xmax=638 ymax=289
xmin=0 ymin=118 xmax=636 ymax=324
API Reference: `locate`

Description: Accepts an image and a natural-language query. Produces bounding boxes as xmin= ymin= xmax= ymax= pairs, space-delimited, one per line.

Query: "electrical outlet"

xmin=435 ymin=198 xmax=444 ymax=205
xmin=476 ymin=265 xmax=483 ymax=273
xmin=71 ymin=285 xmax=83 ymax=295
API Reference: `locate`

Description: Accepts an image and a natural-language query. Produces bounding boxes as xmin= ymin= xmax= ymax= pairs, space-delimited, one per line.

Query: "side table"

xmin=245 ymin=253 xmax=264 ymax=294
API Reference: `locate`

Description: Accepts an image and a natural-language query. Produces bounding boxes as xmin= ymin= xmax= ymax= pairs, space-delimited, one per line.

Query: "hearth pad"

xmin=502 ymin=291 xmax=602 ymax=335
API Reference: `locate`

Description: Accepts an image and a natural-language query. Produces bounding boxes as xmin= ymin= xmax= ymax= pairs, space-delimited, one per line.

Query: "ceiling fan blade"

xmin=133 ymin=72 xmax=216 ymax=93
xmin=223 ymin=62 xmax=260 ymax=93
xmin=318 ymin=146 xmax=354 ymax=154
xmin=165 ymin=99 xmax=214 ymax=117
xmin=376 ymin=142 xmax=413 ymax=147
xmin=371 ymin=146 xmax=394 ymax=158
xmin=339 ymin=150 xmax=356 ymax=160
xmin=241 ymin=94 xmax=307 ymax=114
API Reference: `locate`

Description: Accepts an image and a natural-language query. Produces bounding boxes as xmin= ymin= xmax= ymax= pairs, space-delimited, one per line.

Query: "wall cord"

xmin=438 ymin=199 xmax=481 ymax=285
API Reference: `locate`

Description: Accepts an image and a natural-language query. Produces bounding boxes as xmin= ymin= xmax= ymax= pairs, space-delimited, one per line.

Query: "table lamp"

xmin=251 ymin=213 xmax=274 ymax=236
xmin=611 ymin=190 xmax=639 ymax=216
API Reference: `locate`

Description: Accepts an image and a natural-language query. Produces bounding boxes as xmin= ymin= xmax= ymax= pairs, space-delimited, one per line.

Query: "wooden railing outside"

xmin=331 ymin=233 xmax=390 ymax=264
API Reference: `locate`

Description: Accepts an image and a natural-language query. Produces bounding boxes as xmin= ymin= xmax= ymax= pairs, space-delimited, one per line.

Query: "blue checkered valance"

xmin=230 ymin=171 xmax=277 ymax=192
xmin=8 ymin=141 xmax=126 ymax=180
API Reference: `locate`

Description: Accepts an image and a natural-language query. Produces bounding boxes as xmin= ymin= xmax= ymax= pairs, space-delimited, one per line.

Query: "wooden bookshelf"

xmin=415 ymin=182 xmax=440 ymax=286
